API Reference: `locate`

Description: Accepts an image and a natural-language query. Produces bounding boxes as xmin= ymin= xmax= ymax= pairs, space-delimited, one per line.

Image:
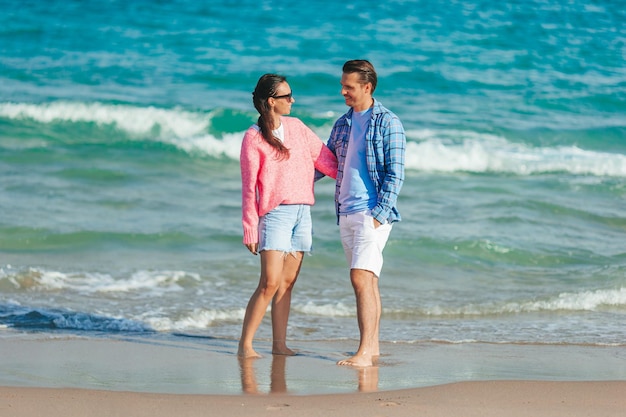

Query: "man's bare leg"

xmin=337 ymin=268 xmax=380 ymax=367
xmin=372 ymin=279 xmax=381 ymax=357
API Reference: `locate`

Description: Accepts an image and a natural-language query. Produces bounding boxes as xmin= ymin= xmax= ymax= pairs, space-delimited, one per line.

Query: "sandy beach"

xmin=3 ymin=381 xmax=625 ymax=417
xmin=1 ymin=334 xmax=624 ymax=416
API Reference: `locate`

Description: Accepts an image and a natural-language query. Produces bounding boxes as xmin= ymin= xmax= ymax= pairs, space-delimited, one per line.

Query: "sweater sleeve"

xmin=240 ymin=128 xmax=260 ymax=245
xmin=315 ymin=146 xmax=338 ymax=179
xmin=303 ymin=122 xmax=338 ymax=179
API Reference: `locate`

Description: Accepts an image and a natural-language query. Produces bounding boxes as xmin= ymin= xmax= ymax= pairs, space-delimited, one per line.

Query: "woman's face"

xmin=269 ymin=81 xmax=294 ymax=116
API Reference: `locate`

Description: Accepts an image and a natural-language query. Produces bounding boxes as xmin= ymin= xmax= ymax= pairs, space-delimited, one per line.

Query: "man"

xmin=326 ymin=59 xmax=406 ymax=367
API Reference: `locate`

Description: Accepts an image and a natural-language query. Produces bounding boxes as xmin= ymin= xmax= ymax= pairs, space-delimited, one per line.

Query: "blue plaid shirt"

xmin=326 ymin=99 xmax=406 ymax=224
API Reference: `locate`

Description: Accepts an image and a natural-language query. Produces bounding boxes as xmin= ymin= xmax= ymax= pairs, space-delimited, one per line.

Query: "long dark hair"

xmin=252 ymin=74 xmax=290 ymax=159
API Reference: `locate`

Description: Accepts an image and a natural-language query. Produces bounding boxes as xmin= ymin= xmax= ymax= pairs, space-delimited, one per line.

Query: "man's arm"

xmin=371 ymin=114 xmax=405 ymax=224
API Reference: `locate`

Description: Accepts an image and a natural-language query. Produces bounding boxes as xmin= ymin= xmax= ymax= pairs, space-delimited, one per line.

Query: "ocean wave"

xmin=2 ymin=268 xmax=201 ymax=296
xmin=0 ymin=303 xmax=150 ymax=332
xmin=393 ymin=287 xmax=626 ymax=318
xmin=295 ymin=301 xmax=355 ymax=317
xmin=0 ymin=101 xmax=210 ymax=138
xmin=508 ymin=287 xmax=626 ymax=312
xmin=167 ymin=132 xmax=244 ymax=160
xmin=286 ymin=288 xmax=626 ymax=320
xmin=405 ymin=129 xmax=626 ymax=176
xmin=3 ymin=101 xmax=625 ymax=176
xmin=0 ymin=100 xmax=250 ymax=160
xmin=0 ymin=301 xmax=242 ymax=333
xmin=145 ymin=308 xmax=245 ymax=331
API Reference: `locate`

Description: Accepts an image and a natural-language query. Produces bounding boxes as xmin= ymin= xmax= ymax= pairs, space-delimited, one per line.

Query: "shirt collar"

xmin=346 ymin=98 xmax=380 ymax=125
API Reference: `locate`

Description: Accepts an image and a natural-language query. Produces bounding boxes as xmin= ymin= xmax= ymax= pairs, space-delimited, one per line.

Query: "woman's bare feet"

xmin=237 ymin=345 xmax=262 ymax=359
xmin=272 ymin=341 xmax=296 ymax=356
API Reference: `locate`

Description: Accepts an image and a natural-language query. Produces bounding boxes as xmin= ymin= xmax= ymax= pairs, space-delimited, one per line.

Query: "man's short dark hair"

xmin=343 ymin=59 xmax=377 ymax=93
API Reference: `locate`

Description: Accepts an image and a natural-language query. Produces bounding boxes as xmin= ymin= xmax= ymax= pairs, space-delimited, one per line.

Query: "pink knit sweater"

xmin=240 ymin=116 xmax=338 ymax=244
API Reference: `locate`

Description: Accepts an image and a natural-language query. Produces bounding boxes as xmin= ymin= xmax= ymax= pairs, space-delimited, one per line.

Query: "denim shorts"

xmin=258 ymin=204 xmax=313 ymax=253
xmin=339 ymin=210 xmax=392 ymax=277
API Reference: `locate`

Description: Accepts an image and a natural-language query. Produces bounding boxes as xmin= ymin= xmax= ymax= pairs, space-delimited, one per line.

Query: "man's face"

xmin=340 ymin=72 xmax=372 ymax=111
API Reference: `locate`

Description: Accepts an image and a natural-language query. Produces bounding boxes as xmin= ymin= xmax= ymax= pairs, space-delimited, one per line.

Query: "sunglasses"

xmin=272 ymin=92 xmax=293 ymax=100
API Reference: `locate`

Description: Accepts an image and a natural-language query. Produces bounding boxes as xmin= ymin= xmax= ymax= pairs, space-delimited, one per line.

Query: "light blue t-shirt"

xmin=338 ymin=108 xmax=377 ymax=214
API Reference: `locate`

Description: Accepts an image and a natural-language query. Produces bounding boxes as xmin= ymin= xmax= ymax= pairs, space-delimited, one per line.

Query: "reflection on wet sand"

xmin=238 ymin=355 xmax=379 ymax=394
xmin=357 ymin=366 xmax=379 ymax=392
xmin=238 ymin=356 xmax=260 ymax=394
xmin=270 ymin=354 xmax=287 ymax=393
xmin=238 ymin=355 xmax=288 ymax=394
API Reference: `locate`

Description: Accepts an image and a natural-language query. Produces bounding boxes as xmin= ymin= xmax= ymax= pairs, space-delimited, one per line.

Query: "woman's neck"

xmin=270 ymin=115 xmax=281 ymax=130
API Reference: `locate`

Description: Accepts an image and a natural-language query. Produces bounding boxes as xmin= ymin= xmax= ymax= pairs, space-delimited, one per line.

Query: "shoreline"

xmin=1 ymin=333 xmax=624 ymax=395
xmin=1 ymin=334 xmax=624 ymax=416
xmin=3 ymin=381 xmax=625 ymax=417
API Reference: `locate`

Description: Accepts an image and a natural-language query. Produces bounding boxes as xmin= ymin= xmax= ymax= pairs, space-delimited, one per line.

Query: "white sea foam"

xmin=169 ymin=132 xmax=244 ymax=160
xmin=3 ymin=101 xmax=625 ymax=176
xmin=290 ymin=288 xmax=620 ymax=318
xmin=0 ymin=101 xmax=209 ymax=138
xmin=50 ymin=313 xmax=149 ymax=332
xmin=185 ymin=127 xmax=626 ymax=176
xmin=10 ymin=268 xmax=201 ymax=296
xmin=405 ymin=129 xmax=626 ymax=177
xmin=144 ymin=308 xmax=245 ymax=331
xmin=295 ymin=301 xmax=355 ymax=317
xmin=0 ymin=100 xmax=245 ymax=159
xmin=512 ymin=287 xmax=626 ymax=312
xmin=418 ymin=287 xmax=626 ymax=317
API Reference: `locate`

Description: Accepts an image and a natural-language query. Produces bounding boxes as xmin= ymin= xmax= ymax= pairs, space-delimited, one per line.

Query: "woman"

xmin=238 ymin=74 xmax=337 ymax=358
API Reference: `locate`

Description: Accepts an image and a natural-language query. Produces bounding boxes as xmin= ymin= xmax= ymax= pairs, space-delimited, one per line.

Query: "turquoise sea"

xmin=1 ymin=0 xmax=625 ymax=361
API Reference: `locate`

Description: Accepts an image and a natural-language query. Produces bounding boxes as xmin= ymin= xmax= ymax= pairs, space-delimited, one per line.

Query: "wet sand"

xmin=1 ymin=333 xmax=624 ymax=416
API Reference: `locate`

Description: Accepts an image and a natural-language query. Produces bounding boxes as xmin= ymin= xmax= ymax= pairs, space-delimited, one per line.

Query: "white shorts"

xmin=339 ymin=210 xmax=392 ymax=278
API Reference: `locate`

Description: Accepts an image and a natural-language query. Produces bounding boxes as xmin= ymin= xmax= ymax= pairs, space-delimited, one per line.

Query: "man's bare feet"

xmin=337 ymin=353 xmax=373 ymax=367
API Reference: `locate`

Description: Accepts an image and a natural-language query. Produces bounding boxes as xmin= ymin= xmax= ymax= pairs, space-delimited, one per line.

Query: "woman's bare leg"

xmin=271 ymin=251 xmax=303 ymax=355
xmin=237 ymin=250 xmax=285 ymax=358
